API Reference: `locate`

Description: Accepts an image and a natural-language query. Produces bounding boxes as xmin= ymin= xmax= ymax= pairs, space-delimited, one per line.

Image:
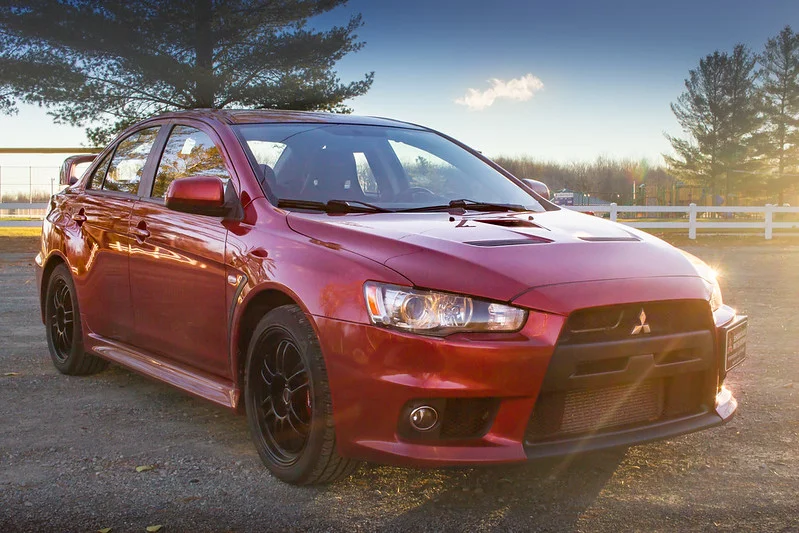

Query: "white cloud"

xmin=455 ymin=73 xmax=544 ymax=111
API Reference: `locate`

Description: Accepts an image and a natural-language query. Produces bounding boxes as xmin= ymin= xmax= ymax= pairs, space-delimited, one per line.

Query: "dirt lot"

xmin=1 ymin=236 xmax=797 ymax=532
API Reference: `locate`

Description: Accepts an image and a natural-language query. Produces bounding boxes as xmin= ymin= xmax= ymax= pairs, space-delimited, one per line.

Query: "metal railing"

xmin=569 ymin=203 xmax=799 ymax=239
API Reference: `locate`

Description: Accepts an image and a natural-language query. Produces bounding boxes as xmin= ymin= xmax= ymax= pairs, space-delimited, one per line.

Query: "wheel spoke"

xmin=260 ymin=366 xmax=273 ymax=386
xmin=275 ymin=340 xmax=291 ymax=374
xmin=286 ymin=367 xmax=305 ymax=384
xmin=57 ymin=330 xmax=68 ymax=353
xmin=288 ymin=403 xmax=310 ymax=430
xmin=290 ymin=380 xmax=309 ymax=394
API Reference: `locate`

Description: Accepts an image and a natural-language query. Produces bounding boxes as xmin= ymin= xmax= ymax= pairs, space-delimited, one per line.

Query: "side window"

xmin=103 ymin=127 xmax=160 ymax=194
xmin=153 ymin=126 xmax=230 ymax=198
xmin=87 ymin=152 xmax=112 ymax=190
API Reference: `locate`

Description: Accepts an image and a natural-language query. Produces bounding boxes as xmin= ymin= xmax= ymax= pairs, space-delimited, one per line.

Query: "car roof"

xmin=149 ymin=109 xmax=427 ymax=130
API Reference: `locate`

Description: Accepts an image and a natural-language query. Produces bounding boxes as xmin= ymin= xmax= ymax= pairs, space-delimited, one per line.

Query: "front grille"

xmin=525 ymin=373 xmax=706 ymax=443
xmin=559 ymin=300 xmax=712 ymax=345
xmin=560 ymin=381 xmax=663 ymax=434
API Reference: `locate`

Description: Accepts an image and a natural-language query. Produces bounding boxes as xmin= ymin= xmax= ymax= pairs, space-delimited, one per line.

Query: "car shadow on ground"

xmin=91 ymin=365 xmax=625 ymax=530
xmin=323 ymin=449 xmax=626 ymax=531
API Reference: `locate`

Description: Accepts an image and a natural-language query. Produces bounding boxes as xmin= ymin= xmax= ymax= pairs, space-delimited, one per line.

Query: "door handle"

xmin=72 ymin=209 xmax=87 ymax=224
xmin=132 ymin=222 xmax=150 ymax=241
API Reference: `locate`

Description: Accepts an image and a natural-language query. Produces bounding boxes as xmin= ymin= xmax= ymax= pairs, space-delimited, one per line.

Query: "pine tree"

xmin=0 ymin=0 xmax=373 ymax=144
xmin=665 ymin=45 xmax=760 ymax=202
xmin=665 ymin=52 xmax=728 ymax=199
xmin=719 ymin=44 xmax=761 ymax=202
xmin=758 ymin=25 xmax=799 ymax=204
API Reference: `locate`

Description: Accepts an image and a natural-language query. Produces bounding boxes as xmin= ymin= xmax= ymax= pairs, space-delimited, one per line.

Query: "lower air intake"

xmin=559 ymin=381 xmax=664 ymax=434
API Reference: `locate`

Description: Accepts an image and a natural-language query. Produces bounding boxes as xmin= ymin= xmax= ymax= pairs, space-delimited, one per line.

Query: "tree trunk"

xmin=194 ymin=0 xmax=215 ymax=108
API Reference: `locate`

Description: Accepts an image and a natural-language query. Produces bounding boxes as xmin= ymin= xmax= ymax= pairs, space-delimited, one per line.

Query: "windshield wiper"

xmin=398 ymin=198 xmax=529 ymax=213
xmin=277 ymin=198 xmax=393 ymax=213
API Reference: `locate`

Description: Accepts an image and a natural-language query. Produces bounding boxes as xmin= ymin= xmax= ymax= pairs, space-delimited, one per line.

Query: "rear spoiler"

xmin=59 ymin=154 xmax=97 ymax=186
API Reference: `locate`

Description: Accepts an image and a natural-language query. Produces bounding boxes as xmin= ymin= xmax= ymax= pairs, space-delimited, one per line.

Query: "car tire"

xmin=244 ymin=304 xmax=360 ymax=485
xmin=44 ymin=264 xmax=107 ymax=375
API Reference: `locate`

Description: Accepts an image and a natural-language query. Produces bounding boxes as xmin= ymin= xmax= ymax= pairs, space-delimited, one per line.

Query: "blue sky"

xmin=1 ymin=0 xmax=797 ymax=167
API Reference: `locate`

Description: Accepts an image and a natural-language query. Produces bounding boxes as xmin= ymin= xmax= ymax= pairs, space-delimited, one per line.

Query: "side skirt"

xmin=87 ymin=333 xmax=240 ymax=410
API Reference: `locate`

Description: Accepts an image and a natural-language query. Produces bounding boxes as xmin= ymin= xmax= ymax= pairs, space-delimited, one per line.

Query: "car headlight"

xmin=679 ymin=250 xmax=723 ymax=312
xmin=364 ymin=282 xmax=527 ymax=336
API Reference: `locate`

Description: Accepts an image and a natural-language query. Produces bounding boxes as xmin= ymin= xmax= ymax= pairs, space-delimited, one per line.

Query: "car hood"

xmin=286 ymin=208 xmax=705 ymax=304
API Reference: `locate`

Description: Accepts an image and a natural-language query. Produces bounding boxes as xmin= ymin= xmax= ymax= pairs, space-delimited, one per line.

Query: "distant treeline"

xmin=494 ymin=156 xmax=678 ymax=205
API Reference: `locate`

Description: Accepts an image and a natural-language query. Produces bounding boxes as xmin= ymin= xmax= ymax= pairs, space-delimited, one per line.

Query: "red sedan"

xmin=35 ymin=110 xmax=747 ymax=484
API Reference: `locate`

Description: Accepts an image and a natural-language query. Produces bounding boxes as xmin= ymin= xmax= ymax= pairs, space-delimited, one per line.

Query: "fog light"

xmin=409 ymin=406 xmax=438 ymax=431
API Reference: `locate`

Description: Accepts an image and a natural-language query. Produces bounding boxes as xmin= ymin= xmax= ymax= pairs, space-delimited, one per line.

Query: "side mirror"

xmin=522 ymin=178 xmax=551 ymax=200
xmin=165 ymin=176 xmax=228 ymax=216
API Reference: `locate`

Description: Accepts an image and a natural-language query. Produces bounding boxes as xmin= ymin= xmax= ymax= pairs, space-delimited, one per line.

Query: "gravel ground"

xmin=1 ymin=236 xmax=797 ymax=532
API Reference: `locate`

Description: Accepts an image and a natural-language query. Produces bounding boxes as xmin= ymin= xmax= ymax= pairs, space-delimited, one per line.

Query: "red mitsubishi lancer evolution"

xmin=36 ymin=110 xmax=747 ymax=484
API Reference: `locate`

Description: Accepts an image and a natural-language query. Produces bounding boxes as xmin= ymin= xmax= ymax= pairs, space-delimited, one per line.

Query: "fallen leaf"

xmin=145 ymin=526 xmax=162 ymax=532
xmin=3 ymin=372 xmax=20 ymax=377
xmin=98 ymin=528 xmax=112 ymax=533
xmin=136 ymin=465 xmax=156 ymax=473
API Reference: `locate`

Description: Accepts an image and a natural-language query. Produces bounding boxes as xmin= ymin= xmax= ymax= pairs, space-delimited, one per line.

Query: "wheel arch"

xmin=231 ymin=285 xmax=316 ymax=408
xmin=39 ymin=252 xmax=69 ymax=322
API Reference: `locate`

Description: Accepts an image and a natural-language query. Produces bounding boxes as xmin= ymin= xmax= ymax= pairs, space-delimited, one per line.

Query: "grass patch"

xmin=0 ymin=227 xmax=41 ymax=238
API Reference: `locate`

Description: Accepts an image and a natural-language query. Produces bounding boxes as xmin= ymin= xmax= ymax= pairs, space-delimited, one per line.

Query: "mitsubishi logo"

xmin=631 ymin=309 xmax=651 ymax=335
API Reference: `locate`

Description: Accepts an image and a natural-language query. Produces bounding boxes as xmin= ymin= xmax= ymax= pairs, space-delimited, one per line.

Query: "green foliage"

xmin=0 ymin=0 xmax=373 ymax=144
xmin=757 ymin=26 xmax=799 ymax=200
xmin=665 ymin=44 xmax=761 ymax=199
xmin=494 ymin=155 xmax=669 ymax=204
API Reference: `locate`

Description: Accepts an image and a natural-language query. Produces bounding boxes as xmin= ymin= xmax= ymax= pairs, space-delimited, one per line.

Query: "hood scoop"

xmin=475 ymin=218 xmax=541 ymax=228
xmin=578 ymin=231 xmax=641 ymax=242
xmin=465 ymin=236 xmax=553 ymax=247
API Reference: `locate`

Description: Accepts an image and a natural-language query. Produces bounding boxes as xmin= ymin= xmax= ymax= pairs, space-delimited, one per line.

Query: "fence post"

xmin=29 ymin=166 xmax=33 ymax=203
xmin=610 ymin=202 xmax=618 ymax=222
xmin=765 ymin=204 xmax=773 ymax=240
xmin=688 ymin=203 xmax=697 ymax=239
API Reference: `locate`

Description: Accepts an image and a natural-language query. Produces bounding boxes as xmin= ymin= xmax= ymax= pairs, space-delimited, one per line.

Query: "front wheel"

xmin=244 ymin=305 xmax=360 ymax=484
xmin=44 ymin=264 xmax=107 ymax=375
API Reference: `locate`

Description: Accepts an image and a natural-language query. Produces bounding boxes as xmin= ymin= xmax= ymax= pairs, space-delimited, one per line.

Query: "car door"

xmin=128 ymin=123 xmax=233 ymax=377
xmin=70 ymin=126 xmax=161 ymax=343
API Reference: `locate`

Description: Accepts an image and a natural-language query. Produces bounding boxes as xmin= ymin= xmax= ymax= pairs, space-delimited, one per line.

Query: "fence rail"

xmin=569 ymin=203 xmax=799 ymax=239
xmin=3 ymin=201 xmax=799 ymax=240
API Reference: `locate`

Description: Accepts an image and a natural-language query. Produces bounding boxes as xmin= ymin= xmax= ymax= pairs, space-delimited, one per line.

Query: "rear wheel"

xmin=244 ymin=305 xmax=360 ymax=484
xmin=44 ymin=264 xmax=107 ymax=375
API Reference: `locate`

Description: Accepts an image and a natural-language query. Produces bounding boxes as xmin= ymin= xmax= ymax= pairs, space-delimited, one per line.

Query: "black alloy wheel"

xmin=255 ymin=334 xmax=312 ymax=465
xmin=44 ymin=264 xmax=107 ymax=375
xmin=244 ymin=305 xmax=360 ymax=484
xmin=48 ymin=277 xmax=74 ymax=362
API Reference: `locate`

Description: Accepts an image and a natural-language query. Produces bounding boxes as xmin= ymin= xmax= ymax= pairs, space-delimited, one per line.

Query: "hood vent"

xmin=475 ymin=218 xmax=541 ymax=228
xmin=465 ymin=237 xmax=552 ymax=247
xmin=578 ymin=235 xmax=640 ymax=242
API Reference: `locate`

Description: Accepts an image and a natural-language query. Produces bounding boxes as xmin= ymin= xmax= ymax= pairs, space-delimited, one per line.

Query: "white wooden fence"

xmin=569 ymin=203 xmax=799 ymax=240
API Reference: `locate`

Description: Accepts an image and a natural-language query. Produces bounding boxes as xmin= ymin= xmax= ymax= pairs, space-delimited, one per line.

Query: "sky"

xmin=1 ymin=0 xmax=797 ymax=168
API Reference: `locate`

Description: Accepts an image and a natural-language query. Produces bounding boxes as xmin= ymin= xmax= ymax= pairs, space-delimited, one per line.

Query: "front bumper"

xmin=315 ymin=304 xmax=740 ymax=467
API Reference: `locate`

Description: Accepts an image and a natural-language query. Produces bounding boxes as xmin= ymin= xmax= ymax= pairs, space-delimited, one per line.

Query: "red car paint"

xmin=36 ymin=109 xmax=742 ymax=467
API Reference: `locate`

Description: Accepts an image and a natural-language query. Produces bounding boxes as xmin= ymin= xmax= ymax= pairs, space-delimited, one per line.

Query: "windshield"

xmin=236 ymin=123 xmax=544 ymax=212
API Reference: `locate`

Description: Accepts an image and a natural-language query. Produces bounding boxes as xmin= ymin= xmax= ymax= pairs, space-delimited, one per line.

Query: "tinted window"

xmin=236 ymin=124 xmax=544 ymax=211
xmin=87 ymin=152 xmax=112 ymax=190
xmin=102 ymin=127 xmax=160 ymax=194
xmin=152 ymin=126 xmax=230 ymax=198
